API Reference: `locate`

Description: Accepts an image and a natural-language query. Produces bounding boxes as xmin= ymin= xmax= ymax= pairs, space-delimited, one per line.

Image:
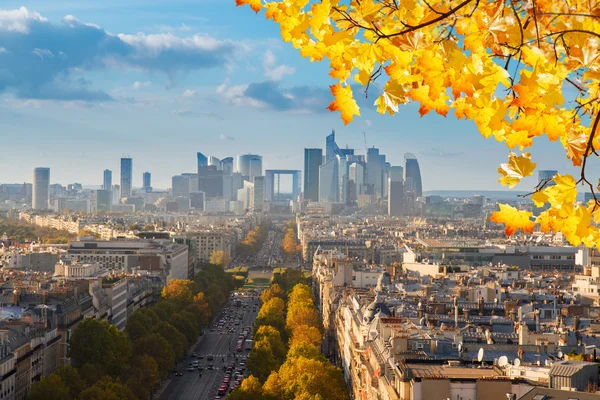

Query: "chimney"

xmin=535 ymin=310 xmax=541 ymax=332
xmin=573 ymin=315 xmax=579 ymax=331
xmin=478 ymin=297 xmax=484 ymax=314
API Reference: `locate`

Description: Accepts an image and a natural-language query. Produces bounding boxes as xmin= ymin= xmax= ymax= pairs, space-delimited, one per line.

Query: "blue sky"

xmin=0 ymin=1 xmax=587 ymax=191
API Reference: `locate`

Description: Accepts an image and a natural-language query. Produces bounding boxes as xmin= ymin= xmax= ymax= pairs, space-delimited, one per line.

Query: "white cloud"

xmin=132 ymin=81 xmax=151 ymax=89
xmin=0 ymin=47 xmax=7 ymax=53
xmin=117 ymin=32 xmax=226 ymax=53
xmin=219 ymin=134 xmax=235 ymax=141
xmin=181 ymin=89 xmax=196 ymax=98
xmin=32 ymin=48 xmax=53 ymax=60
xmin=364 ymin=120 xmax=373 ymax=127
xmin=263 ymin=50 xmax=295 ymax=81
xmin=216 ymin=81 xmax=266 ymax=108
xmin=0 ymin=7 xmax=46 ymax=33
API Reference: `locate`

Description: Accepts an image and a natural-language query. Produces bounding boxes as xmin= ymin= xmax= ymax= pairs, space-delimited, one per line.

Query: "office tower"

xmin=96 ymin=189 xmax=111 ymax=211
xmin=220 ymin=157 xmax=234 ymax=176
xmin=32 ymin=167 xmax=50 ymax=210
xmin=319 ymin=157 xmax=339 ymax=203
xmin=198 ymin=165 xmax=224 ymax=198
xmin=366 ymin=148 xmax=386 ymax=198
xmin=236 ymin=154 xmax=262 ymax=181
xmin=197 ymin=152 xmax=208 ymax=168
xmin=404 ymin=153 xmax=422 ymax=198
xmin=337 ymin=154 xmax=348 ymax=204
xmin=304 ymin=148 xmax=322 ymax=202
xmin=223 ymin=172 xmax=244 ymax=201
xmin=326 ymin=130 xmax=340 ymax=162
xmin=172 ymin=175 xmax=191 ymax=198
xmin=388 ymin=166 xmax=404 ymax=217
xmin=190 ymin=192 xmax=205 ymax=210
xmin=142 ymin=172 xmax=152 ymax=192
xmin=253 ymin=176 xmax=265 ymax=210
xmin=120 ymin=158 xmax=133 ymax=199
xmin=538 ymin=170 xmax=558 ymax=185
xmin=111 ymin=185 xmax=120 ymax=204
xmin=349 ymin=162 xmax=364 ymax=203
xmin=103 ymin=170 xmax=112 ymax=190
xmin=208 ymin=156 xmax=221 ymax=168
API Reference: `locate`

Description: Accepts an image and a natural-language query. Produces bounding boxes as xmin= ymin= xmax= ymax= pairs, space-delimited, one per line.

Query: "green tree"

xmin=54 ymin=365 xmax=86 ymax=398
xmin=80 ymin=377 xmax=136 ymax=400
xmin=28 ymin=374 xmax=70 ymax=400
xmin=127 ymin=355 xmax=160 ymax=392
xmin=170 ymin=313 xmax=198 ymax=344
xmin=125 ymin=319 xmax=149 ymax=341
xmin=154 ymin=321 xmax=188 ymax=360
xmin=152 ymin=301 xmax=178 ymax=321
xmin=133 ymin=333 xmax=175 ymax=377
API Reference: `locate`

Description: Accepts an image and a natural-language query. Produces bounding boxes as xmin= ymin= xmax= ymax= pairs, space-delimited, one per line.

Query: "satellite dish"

xmin=477 ymin=348 xmax=485 ymax=363
xmin=557 ymin=351 xmax=563 ymax=359
xmin=514 ymin=358 xmax=521 ymax=367
xmin=498 ymin=356 xmax=508 ymax=367
xmin=420 ymin=317 xmax=426 ymax=326
xmin=458 ymin=343 xmax=463 ymax=353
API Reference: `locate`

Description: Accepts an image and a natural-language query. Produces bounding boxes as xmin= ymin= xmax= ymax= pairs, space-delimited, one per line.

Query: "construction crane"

xmin=363 ymin=132 xmax=369 ymax=183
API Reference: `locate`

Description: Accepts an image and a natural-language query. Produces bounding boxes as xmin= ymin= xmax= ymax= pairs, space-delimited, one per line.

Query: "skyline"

xmin=0 ymin=1 xmax=593 ymax=191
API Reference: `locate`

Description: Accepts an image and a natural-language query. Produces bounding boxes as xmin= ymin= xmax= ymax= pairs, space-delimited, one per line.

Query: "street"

xmin=157 ymin=293 xmax=259 ymax=400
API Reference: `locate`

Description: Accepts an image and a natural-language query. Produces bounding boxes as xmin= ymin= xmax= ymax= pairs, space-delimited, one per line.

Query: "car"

xmin=175 ymin=371 xmax=183 ymax=377
xmin=207 ymin=355 xmax=214 ymax=361
xmin=192 ymin=352 xmax=197 ymax=357
xmin=208 ymin=364 xmax=214 ymax=370
xmin=236 ymin=346 xmax=242 ymax=352
xmin=198 ymin=354 xmax=204 ymax=359
xmin=187 ymin=367 xmax=195 ymax=372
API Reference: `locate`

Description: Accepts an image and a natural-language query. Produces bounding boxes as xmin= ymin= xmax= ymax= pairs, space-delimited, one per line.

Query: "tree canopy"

xmin=210 ymin=250 xmax=231 ymax=267
xmin=236 ymin=0 xmax=600 ymax=247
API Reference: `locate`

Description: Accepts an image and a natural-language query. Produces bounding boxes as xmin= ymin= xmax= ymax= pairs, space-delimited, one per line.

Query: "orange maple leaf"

xmin=327 ymin=84 xmax=360 ymax=125
xmin=235 ymin=0 xmax=262 ymax=13
xmin=490 ymin=204 xmax=535 ymax=236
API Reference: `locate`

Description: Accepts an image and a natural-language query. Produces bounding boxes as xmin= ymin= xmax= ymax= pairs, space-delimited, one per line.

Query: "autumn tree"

xmin=256 ymin=297 xmax=286 ymax=332
xmin=161 ymin=279 xmax=196 ymax=307
xmin=290 ymin=324 xmax=322 ymax=348
xmin=127 ymin=355 xmax=160 ymax=393
xmin=228 ymin=375 xmax=268 ymax=400
xmin=237 ymin=0 xmax=600 ymax=247
xmin=28 ymin=374 xmax=71 ymax=400
xmin=262 ymin=356 xmax=349 ymax=400
xmin=281 ymin=227 xmax=300 ymax=257
xmin=260 ymin=283 xmax=285 ymax=304
xmin=287 ymin=343 xmax=327 ymax=362
xmin=255 ymin=325 xmax=287 ymax=362
xmin=247 ymin=339 xmax=282 ymax=382
xmin=210 ymin=250 xmax=231 ymax=267
xmin=80 ymin=377 xmax=137 ymax=400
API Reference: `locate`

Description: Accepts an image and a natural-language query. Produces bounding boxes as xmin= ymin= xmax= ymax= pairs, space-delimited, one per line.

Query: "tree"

xmin=262 ymin=356 xmax=349 ymax=400
xmin=255 ymin=325 xmax=287 ymax=362
xmin=256 ymin=297 xmax=286 ymax=332
xmin=286 ymin=305 xmax=321 ymax=332
xmin=260 ymin=283 xmax=285 ymax=304
xmin=143 ymin=224 xmax=155 ymax=231
xmin=54 ymin=365 xmax=86 ymax=399
xmin=247 ymin=339 xmax=281 ymax=382
xmin=28 ymin=374 xmax=70 ymax=400
xmin=153 ymin=321 xmax=188 ymax=360
xmin=127 ymin=224 xmax=142 ymax=232
xmin=210 ymin=250 xmax=231 ymax=267
xmin=237 ymin=0 xmax=600 ymax=247
xmin=287 ymin=343 xmax=327 ymax=362
xmin=290 ymin=325 xmax=322 ymax=348
xmin=152 ymin=301 xmax=178 ymax=321
xmin=80 ymin=377 xmax=137 ymax=400
xmin=161 ymin=279 xmax=196 ymax=307
xmin=133 ymin=334 xmax=175 ymax=377
xmin=127 ymin=355 xmax=160 ymax=392
xmin=69 ymin=319 xmax=132 ymax=378
xmin=228 ymin=375 xmax=268 ymax=400
xmin=170 ymin=313 xmax=198 ymax=343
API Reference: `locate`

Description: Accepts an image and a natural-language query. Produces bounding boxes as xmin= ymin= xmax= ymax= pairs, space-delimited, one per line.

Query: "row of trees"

xmin=281 ymin=221 xmax=300 ymax=257
xmin=0 ymin=218 xmax=76 ymax=244
xmin=236 ymin=224 xmax=269 ymax=256
xmin=231 ymin=279 xmax=349 ymax=399
xmin=28 ymin=264 xmax=240 ymax=400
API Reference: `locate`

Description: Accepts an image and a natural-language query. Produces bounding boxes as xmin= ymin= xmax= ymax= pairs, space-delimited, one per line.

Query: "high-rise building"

xmin=366 ymin=148 xmax=386 ymax=198
xmin=304 ymin=148 xmax=322 ymax=202
xmin=349 ymin=162 xmax=364 ymax=203
xmin=96 ymin=189 xmax=111 ymax=211
xmin=190 ymin=192 xmax=205 ymax=210
xmin=32 ymin=167 xmax=50 ymax=210
xmin=223 ymin=173 xmax=244 ymax=201
xmin=103 ymin=169 xmax=112 ymax=190
xmin=172 ymin=175 xmax=191 ymax=198
xmin=326 ymin=130 xmax=340 ymax=162
xmin=111 ymin=185 xmax=120 ymax=204
xmin=388 ymin=166 xmax=404 ymax=217
xmin=404 ymin=153 xmax=422 ymax=198
xmin=220 ymin=157 xmax=234 ymax=175
xmin=142 ymin=172 xmax=152 ymax=192
xmin=120 ymin=158 xmax=133 ymax=199
xmin=198 ymin=165 xmax=224 ymax=198
xmin=197 ymin=152 xmax=208 ymax=168
xmin=319 ymin=157 xmax=339 ymax=203
xmin=208 ymin=156 xmax=221 ymax=168
xmin=538 ymin=170 xmax=558 ymax=185
xmin=253 ymin=176 xmax=265 ymax=210
xmin=236 ymin=154 xmax=262 ymax=181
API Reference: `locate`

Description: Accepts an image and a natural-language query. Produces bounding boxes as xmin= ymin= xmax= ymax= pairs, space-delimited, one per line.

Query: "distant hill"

xmin=424 ymin=190 xmax=530 ymax=200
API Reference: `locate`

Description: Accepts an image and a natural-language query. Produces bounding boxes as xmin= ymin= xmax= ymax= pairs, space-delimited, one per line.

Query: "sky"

xmin=0 ymin=1 xmax=589 ymax=191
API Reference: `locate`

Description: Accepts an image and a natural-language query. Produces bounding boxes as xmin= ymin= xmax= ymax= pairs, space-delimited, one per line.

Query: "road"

xmin=158 ymin=294 xmax=259 ymax=400
xmin=233 ymin=225 xmax=284 ymax=269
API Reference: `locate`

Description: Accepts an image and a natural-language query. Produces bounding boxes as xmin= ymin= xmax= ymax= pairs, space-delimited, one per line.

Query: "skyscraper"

xmin=304 ymin=148 xmax=323 ymax=202
xmin=32 ymin=167 xmax=50 ymax=210
xmin=349 ymin=162 xmax=364 ymax=203
xmin=538 ymin=170 xmax=558 ymax=185
xmin=198 ymin=165 xmax=224 ymax=198
xmin=319 ymin=157 xmax=339 ymax=203
xmin=172 ymin=175 xmax=191 ymax=198
xmin=236 ymin=154 xmax=263 ymax=181
xmin=120 ymin=158 xmax=133 ymax=199
xmin=388 ymin=166 xmax=404 ymax=217
xmin=366 ymin=147 xmax=386 ymax=198
xmin=142 ymin=172 xmax=151 ymax=192
xmin=197 ymin=152 xmax=208 ymax=168
xmin=96 ymin=189 xmax=111 ymax=211
xmin=220 ymin=157 xmax=234 ymax=175
xmin=404 ymin=153 xmax=422 ymax=198
xmin=208 ymin=156 xmax=221 ymax=168
xmin=103 ymin=169 xmax=112 ymax=190
xmin=253 ymin=176 xmax=265 ymax=210
xmin=326 ymin=130 xmax=340 ymax=162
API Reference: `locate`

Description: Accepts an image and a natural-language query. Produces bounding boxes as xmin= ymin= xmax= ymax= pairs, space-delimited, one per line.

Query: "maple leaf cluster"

xmin=236 ymin=0 xmax=600 ymax=246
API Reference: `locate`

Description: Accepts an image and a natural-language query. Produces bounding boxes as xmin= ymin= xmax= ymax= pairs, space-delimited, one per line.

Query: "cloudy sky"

xmin=0 ymin=1 xmax=585 ymax=191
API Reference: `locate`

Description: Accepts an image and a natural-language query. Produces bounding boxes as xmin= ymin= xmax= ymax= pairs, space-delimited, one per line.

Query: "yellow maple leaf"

xmin=235 ymin=0 xmax=262 ymax=13
xmin=490 ymin=204 xmax=535 ymax=237
xmin=327 ymin=84 xmax=360 ymax=125
xmin=497 ymin=152 xmax=536 ymax=188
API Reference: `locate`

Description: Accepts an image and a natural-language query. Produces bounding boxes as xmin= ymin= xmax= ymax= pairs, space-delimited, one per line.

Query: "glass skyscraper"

xmin=120 ymin=158 xmax=133 ymax=199
xmin=103 ymin=169 xmax=112 ymax=190
xmin=404 ymin=153 xmax=422 ymax=198
xmin=304 ymin=148 xmax=322 ymax=202
xmin=32 ymin=167 xmax=50 ymax=210
xmin=197 ymin=152 xmax=208 ymax=168
xmin=143 ymin=171 xmax=151 ymax=192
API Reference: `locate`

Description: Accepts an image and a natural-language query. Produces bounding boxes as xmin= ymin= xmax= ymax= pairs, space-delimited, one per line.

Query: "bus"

xmin=244 ymin=339 xmax=253 ymax=350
